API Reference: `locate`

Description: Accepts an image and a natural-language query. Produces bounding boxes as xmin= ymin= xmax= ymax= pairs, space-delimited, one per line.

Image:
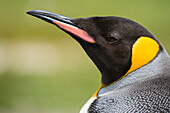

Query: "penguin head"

xmin=27 ymin=10 xmax=160 ymax=86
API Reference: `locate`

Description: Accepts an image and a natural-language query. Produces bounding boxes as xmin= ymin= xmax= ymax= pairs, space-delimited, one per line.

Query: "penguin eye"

xmin=105 ymin=36 xmax=118 ymax=44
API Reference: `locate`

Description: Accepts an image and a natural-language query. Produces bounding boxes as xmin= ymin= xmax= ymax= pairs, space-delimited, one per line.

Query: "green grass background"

xmin=0 ymin=0 xmax=170 ymax=113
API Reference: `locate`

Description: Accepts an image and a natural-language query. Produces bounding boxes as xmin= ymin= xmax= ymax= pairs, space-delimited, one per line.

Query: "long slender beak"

xmin=27 ymin=10 xmax=95 ymax=43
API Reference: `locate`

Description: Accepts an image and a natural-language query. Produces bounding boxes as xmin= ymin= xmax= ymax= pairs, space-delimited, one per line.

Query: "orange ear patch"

xmin=125 ymin=37 xmax=159 ymax=75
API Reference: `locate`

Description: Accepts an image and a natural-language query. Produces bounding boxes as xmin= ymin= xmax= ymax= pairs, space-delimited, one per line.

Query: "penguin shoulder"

xmin=88 ymin=74 xmax=170 ymax=112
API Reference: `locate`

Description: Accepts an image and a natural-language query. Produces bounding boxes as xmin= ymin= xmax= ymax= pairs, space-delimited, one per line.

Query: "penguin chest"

xmin=80 ymin=97 xmax=97 ymax=113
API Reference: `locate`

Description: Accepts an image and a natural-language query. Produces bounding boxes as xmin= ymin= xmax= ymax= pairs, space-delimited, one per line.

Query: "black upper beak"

xmin=27 ymin=10 xmax=77 ymax=27
xmin=27 ymin=10 xmax=95 ymax=43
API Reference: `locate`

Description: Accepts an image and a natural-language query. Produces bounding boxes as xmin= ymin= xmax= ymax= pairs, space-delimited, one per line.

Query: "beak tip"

xmin=26 ymin=11 xmax=31 ymax=15
xmin=26 ymin=10 xmax=43 ymax=15
xmin=26 ymin=10 xmax=37 ymax=16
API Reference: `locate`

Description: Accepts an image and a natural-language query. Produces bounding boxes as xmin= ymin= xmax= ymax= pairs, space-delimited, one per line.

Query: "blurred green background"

xmin=0 ymin=0 xmax=170 ymax=113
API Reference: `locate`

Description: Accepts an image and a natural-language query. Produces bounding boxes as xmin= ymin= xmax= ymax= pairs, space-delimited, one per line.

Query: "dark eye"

xmin=105 ymin=36 xmax=118 ymax=44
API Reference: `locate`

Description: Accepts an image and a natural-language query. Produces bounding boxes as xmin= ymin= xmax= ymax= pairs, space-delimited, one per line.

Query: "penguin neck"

xmin=98 ymin=49 xmax=170 ymax=96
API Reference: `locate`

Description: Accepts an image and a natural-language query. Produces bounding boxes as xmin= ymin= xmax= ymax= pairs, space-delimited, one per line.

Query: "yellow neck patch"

xmin=93 ymin=36 xmax=159 ymax=97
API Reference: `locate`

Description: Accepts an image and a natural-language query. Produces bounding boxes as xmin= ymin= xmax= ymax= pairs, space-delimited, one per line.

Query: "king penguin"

xmin=27 ymin=10 xmax=170 ymax=113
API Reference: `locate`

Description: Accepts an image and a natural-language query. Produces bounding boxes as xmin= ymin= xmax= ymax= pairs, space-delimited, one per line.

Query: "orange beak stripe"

xmin=53 ymin=20 xmax=95 ymax=43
